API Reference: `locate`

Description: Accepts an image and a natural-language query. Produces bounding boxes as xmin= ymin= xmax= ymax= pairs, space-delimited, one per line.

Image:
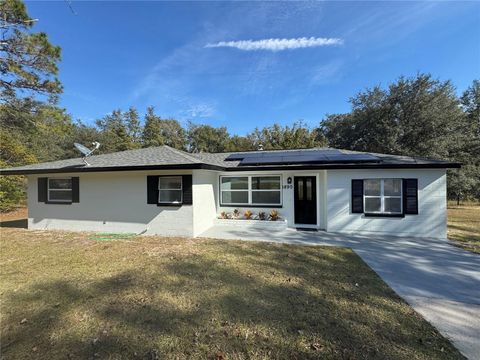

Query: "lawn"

xmin=448 ymin=205 xmax=480 ymax=254
xmin=0 ymin=227 xmax=463 ymax=359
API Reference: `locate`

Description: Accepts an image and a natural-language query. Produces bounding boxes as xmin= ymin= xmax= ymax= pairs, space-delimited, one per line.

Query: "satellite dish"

xmin=74 ymin=141 xmax=100 ymax=166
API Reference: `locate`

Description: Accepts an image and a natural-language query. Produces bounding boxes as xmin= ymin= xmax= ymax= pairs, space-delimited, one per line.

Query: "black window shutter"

xmin=72 ymin=177 xmax=80 ymax=203
xmin=403 ymin=179 xmax=418 ymax=215
xmin=147 ymin=176 xmax=159 ymax=204
xmin=182 ymin=175 xmax=193 ymax=205
xmin=351 ymin=179 xmax=364 ymax=213
xmin=38 ymin=177 xmax=48 ymax=202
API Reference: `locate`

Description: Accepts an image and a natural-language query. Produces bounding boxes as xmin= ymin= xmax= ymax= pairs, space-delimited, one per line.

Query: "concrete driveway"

xmin=200 ymin=226 xmax=480 ymax=359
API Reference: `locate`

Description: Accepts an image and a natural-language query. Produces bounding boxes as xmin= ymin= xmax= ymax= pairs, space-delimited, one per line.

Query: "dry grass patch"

xmin=448 ymin=205 xmax=480 ymax=254
xmin=0 ymin=228 xmax=463 ymax=359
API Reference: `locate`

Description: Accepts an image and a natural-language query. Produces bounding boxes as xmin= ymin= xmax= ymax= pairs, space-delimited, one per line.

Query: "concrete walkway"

xmin=199 ymin=226 xmax=480 ymax=359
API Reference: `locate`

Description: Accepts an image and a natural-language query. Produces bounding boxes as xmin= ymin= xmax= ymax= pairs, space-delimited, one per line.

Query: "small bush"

xmin=233 ymin=209 xmax=240 ymax=218
xmin=269 ymin=209 xmax=280 ymax=221
xmin=258 ymin=212 xmax=266 ymax=220
xmin=244 ymin=210 xmax=253 ymax=220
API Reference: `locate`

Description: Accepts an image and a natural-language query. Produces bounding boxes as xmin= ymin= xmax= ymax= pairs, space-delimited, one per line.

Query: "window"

xmin=220 ymin=175 xmax=282 ymax=206
xmin=48 ymin=178 xmax=73 ymax=202
xmin=364 ymin=178 xmax=402 ymax=214
xmin=158 ymin=176 xmax=182 ymax=204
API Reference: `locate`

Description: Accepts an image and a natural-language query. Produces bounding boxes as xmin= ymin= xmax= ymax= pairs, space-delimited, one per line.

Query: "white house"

xmin=0 ymin=146 xmax=460 ymax=239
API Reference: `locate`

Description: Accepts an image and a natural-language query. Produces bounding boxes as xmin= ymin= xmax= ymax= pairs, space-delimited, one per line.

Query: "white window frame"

xmin=158 ymin=176 xmax=183 ymax=204
xmin=364 ymin=178 xmax=402 ymax=214
xmin=220 ymin=175 xmax=282 ymax=206
xmin=47 ymin=177 xmax=73 ymax=203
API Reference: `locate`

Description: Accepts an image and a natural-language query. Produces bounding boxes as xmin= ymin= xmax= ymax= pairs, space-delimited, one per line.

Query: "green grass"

xmin=448 ymin=205 xmax=480 ymax=254
xmin=0 ymin=228 xmax=463 ymax=359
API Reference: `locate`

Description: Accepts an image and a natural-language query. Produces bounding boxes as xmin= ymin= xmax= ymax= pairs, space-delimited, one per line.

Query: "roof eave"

xmin=0 ymin=163 xmax=223 ymax=176
xmin=224 ymin=162 xmax=462 ymax=171
xmin=0 ymin=161 xmax=461 ymax=176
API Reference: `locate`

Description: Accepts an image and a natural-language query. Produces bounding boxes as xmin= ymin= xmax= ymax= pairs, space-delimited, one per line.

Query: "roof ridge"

xmin=163 ymin=145 xmax=202 ymax=164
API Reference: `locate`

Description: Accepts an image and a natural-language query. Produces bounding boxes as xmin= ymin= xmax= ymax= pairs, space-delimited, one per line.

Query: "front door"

xmin=294 ymin=176 xmax=317 ymax=225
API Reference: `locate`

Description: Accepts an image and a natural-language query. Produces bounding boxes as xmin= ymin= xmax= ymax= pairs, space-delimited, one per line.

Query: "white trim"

xmin=220 ymin=175 xmax=282 ymax=206
xmin=47 ymin=177 xmax=73 ymax=203
xmin=158 ymin=176 xmax=183 ymax=204
xmin=363 ymin=178 xmax=402 ymax=214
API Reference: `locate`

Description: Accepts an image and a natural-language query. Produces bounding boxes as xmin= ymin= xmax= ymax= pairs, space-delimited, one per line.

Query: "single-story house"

xmin=0 ymin=146 xmax=460 ymax=239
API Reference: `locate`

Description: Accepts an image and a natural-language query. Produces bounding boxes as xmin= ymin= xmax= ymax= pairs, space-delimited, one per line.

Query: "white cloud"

xmin=205 ymin=37 xmax=343 ymax=52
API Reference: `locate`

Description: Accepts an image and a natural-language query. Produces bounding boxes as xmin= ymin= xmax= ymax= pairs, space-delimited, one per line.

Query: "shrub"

xmin=269 ymin=209 xmax=280 ymax=221
xmin=244 ymin=210 xmax=253 ymax=220
xmin=258 ymin=212 xmax=266 ymax=220
xmin=233 ymin=209 xmax=240 ymax=218
xmin=220 ymin=211 xmax=229 ymax=219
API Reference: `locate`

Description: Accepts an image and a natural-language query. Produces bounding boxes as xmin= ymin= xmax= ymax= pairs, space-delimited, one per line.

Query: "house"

xmin=0 ymin=146 xmax=460 ymax=239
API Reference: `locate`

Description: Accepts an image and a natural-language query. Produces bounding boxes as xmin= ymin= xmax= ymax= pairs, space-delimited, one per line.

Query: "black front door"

xmin=294 ymin=176 xmax=317 ymax=225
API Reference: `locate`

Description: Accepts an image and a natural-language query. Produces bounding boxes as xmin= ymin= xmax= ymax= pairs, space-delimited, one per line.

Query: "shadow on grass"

xmin=0 ymin=218 xmax=27 ymax=228
xmin=1 ymin=241 xmax=464 ymax=359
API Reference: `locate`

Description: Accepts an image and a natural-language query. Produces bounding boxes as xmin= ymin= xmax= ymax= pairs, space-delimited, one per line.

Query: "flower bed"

xmin=215 ymin=209 xmax=287 ymax=230
xmin=213 ymin=218 xmax=288 ymax=230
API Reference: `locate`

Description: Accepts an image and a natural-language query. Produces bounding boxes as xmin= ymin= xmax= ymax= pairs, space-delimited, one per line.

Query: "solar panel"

xmin=225 ymin=149 xmax=342 ymax=161
xmin=235 ymin=150 xmax=381 ymax=166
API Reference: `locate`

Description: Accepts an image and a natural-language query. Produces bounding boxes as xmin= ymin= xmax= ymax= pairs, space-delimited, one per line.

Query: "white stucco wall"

xmin=217 ymin=170 xmax=327 ymax=229
xmin=26 ymin=167 xmax=448 ymax=239
xmin=192 ymin=170 xmax=218 ymax=236
xmin=27 ymin=170 xmax=194 ymax=236
xmin=326 ymin=169 xmax=447 ymax=239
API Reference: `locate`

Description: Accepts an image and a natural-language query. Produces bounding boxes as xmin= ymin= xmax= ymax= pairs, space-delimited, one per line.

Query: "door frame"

xmin=293 ymin=174 xmax=319 ymax=227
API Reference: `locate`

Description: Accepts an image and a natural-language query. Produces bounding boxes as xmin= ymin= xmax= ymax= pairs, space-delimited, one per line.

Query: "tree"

xmin=224 ymin=135 xmax=255 ymax=152
xmin=0 ymin=0 xmax=62 ymax=102
xmin=321 ymin=74 xmax=464 ymax=159
xmin=447 ymin=80 xmax=480 ymax=203
xmin=0 ymin=130 xmax=37 ymax=211
xmin=95 ymin=109 xmax=139 ymax=153
xmin=142 ymin=106 xmax=187 ymax=150
xmin=248 ymin=121 xmax=324 ymax=150
xmin=461 ymin=79 xmax=480 ymax=157
xmin=125 ymin=107 xmax=142 ymax=148
xmin=187 ymin=123 xmax=229 ymax=153
xmin=319 ymin=73 xmax=478 ymax=201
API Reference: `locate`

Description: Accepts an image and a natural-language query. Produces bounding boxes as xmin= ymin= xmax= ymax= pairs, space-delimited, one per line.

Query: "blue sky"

xmin=27 ymin=1 xmax=480 ymax=135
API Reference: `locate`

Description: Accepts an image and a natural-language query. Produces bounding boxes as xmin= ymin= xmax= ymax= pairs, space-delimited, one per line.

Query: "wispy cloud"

xmin=205 ymin=37 xmax=343 ymax=52
xmin=181 ymin=103 xmax=216 ymax=118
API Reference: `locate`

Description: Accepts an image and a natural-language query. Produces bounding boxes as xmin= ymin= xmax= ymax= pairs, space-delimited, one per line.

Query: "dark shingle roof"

xmin=0 ymin=145 xmax=460 ymax=175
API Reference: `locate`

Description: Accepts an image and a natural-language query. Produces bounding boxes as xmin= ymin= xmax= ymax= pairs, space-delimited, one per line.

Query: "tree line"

xmin=0 ymin=0 xmax=479 ymax=211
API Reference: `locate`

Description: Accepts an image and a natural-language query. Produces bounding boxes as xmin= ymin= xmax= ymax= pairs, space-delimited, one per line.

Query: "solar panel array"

xmin=225 ymin=149 xmax=381 ymax=166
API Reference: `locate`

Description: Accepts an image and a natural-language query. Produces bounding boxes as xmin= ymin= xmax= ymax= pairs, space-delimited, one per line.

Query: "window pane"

xmin=385 ymin=197 xmax=402 ymax=213
xmin=159 ymin=190 xmax=182 ymax=203
xmin=298 ymin=181 xmax=304 ymax=200
xmin=252 ymin=176 xmax=280 ymax=190
xmin=364 ymin=179 xmax=381 ymax=196
xmin=49 ymin=190 xmax=72 ymax=201
xmin=252 ymin=191 xmax=281 ymax=204
xmin=221 ymin=191 xmax=248 ymax=204
xmin=365 ymin=197 xmax=381 ymax=212
xmin=384 ymin=179 xmax=402 ymax=196
xmin=159 ymin=177 xmax=182 ymax=190
xmin=49 ymin=178 xmax=72 ymax=189
xmin=221 ymin=177 xmax=248 ymax=190
xmin=306 ymin=179 xmax=312 ymax=201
